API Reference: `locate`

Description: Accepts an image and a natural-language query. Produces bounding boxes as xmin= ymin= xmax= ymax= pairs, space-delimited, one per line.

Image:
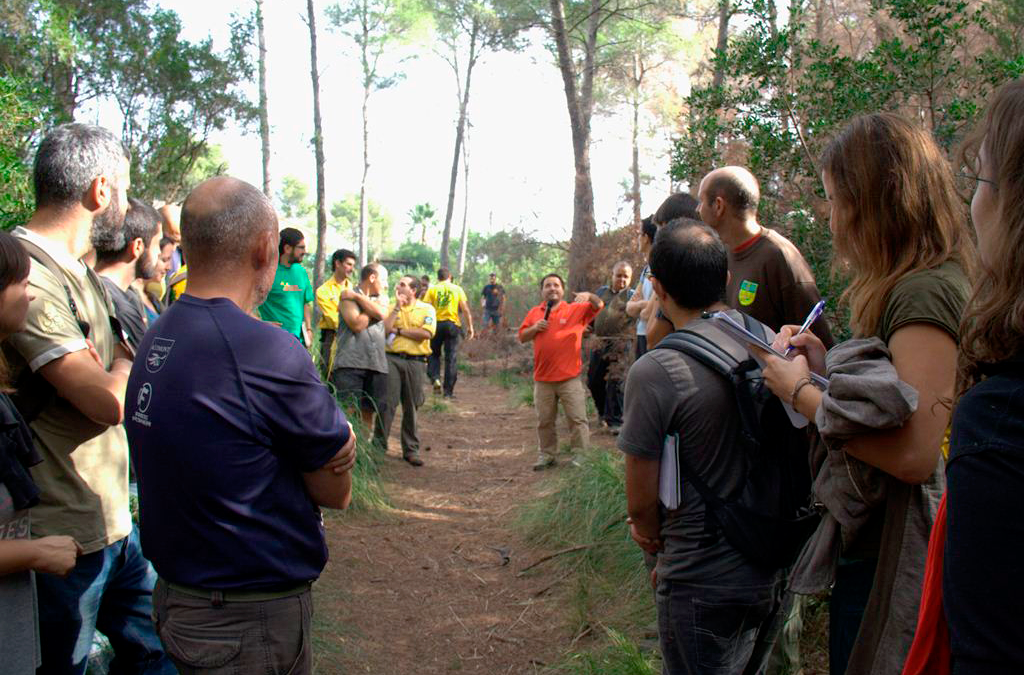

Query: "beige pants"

xmin=534 ymin=377 xmax=589 ymax=459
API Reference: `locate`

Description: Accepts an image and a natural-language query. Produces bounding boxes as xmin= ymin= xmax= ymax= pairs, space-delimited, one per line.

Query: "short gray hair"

xmin=180 ymin=178 xmax=277 ymax=267
xmin=33 ymin=123 xmax=129 ymax=209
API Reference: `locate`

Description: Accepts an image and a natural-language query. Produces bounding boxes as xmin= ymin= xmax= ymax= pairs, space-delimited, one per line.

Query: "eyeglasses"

xmin=957 ymin=172 xmax=997 ymax=190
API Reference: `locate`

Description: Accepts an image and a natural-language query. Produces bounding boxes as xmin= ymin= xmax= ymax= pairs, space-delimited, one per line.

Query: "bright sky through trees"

xmin=149 ymin=1 xmax=683 ymax=243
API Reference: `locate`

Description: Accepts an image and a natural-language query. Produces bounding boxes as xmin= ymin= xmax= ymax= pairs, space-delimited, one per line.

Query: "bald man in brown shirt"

xmin=647 ymin=169 xmax=833 ymax=349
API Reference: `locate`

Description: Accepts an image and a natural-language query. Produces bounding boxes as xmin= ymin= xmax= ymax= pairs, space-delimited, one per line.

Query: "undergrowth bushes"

xmin=328 ymin=391 xmax=390 ymax=514
xmin=553 ymin=630 xmax=659 ymax=675
xmin=489 ymin=366 xmax=536 ymax=407
xmin=517 ymin=450 xmax=658 ymax=674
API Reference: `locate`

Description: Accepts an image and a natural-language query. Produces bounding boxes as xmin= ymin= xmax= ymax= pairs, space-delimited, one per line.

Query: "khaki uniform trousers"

xmin=534 ymin=377 xmax=589 ymax=460
xmin=377 ymin=352 xmax=427 ymax=456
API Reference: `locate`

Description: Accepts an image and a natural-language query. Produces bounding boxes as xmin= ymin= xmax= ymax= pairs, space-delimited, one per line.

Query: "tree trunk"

xmin=358 ymin=11 xmax=371 ymax=267
xmin=712 ymin=0 xmax=730 ymax=89
xmin=257 ymin=0 xmax=272 ymax=198
xmin=457 ymin=128 xmax=470 ymax=277
xmin=440 ymin=21 xmax=479 ymax=271
xmin=630 ymin=56 xmax=641 ymax=232
xmin=550 ymin=0 xmax=599 ymax=292
xmin=306 ymin=0 xmax=328 ymax=291
xmin=359 ymin=84 xmax=370 ymax=266
xmin=814 ymin=0 xmax=824 ymax=42
xmin=48 ymin=11 xmax=77 ymax=121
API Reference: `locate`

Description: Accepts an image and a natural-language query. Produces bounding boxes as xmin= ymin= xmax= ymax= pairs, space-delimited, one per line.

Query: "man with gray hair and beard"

xmin=4 ymin=122 xmax=174 ymax=673
xmin=125 ymin=176 xmax=357 ymax=675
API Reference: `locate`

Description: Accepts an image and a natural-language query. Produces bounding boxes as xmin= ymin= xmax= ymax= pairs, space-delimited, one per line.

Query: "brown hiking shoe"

xmin=404 ymin=452 xmax=424 ymax=467
xmin=532 ymin=456 xmax=557 ymax=471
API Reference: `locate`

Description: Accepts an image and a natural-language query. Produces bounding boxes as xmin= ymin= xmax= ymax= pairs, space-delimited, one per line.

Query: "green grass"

xmin=517 ymin=450 xmax=654 ymax=650
xmin=487 ymin=366 xmax=535 ymax=406
xmin=515 ymin=380 xmax=534 ymax=407
xmin=551 ymin=630 xmax=658 ymax=675
xmin=457 ymin=361 xmax=475 ymax=375
xmin=488 ymin=367 xmax=520 ymax=389
xmin=328 ymin=389 xmax=391 ymax=514
xmin=423 ymin=396 xmax=453 ymax=413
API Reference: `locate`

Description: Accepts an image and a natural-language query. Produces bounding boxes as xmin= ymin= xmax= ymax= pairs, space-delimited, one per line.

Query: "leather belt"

xmin=164 ymin=579 xmax=311 ymax=603
xmin=388 ymin=352 xmax=427 ymax=362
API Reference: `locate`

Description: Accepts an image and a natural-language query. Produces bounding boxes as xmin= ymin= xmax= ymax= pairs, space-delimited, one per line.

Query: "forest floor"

xmin=308 ymin=349 xmax=831 ymax=675
xmin=311 ymin=359 xmax=616 ymax=674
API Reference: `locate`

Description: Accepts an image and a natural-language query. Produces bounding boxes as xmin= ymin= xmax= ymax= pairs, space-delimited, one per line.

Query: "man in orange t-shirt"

xmin=518 ymin=273 xmax=603 ymax=470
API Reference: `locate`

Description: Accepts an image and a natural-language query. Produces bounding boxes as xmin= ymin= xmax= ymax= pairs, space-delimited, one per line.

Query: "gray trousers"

xmin=152 ymin=579 xmax=312 ymax=675
xmin=318 ymin=328 xmax=336 ymax=377
xmin=377 ymin=353 xmax=427 ymax=455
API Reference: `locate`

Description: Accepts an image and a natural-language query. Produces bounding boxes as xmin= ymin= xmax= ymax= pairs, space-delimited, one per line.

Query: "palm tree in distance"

xmin=408 ymin=202 xmax=437 ymax=245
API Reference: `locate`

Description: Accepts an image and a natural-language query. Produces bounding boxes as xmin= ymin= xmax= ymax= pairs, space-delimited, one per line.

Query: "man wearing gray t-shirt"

xmin=330 ymin=263 xmax=389 ymax=442
xmin=619 ymin=218 xmax=784 ymax=675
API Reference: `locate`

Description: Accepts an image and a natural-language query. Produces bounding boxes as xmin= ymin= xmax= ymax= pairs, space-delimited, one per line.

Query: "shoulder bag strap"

xmin=17 ymin=238 xmax=89 ymax=337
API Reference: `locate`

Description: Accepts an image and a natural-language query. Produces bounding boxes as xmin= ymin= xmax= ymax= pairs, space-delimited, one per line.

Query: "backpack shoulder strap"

xmin=17 ymin=238 xmax=87 ymax=334
xmin=656 ymin=329 xmax=740 ymax=377
xmin=653 ymin=330 xmax=744 ymax=509
xmin=739 ymin=310 xmax=770 ymax=344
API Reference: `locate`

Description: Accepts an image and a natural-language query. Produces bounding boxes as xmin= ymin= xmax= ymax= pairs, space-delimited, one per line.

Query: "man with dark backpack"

xmin=619 ymin=217 xmax=815 ymax=675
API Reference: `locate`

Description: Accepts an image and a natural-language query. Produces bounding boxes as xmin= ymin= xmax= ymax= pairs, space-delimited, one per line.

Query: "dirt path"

xmin=312 ymin=365 xmax=611 ymax=674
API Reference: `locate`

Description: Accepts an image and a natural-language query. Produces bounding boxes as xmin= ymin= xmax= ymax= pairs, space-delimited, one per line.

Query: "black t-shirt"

xmin=945 ymin=360 xmax=1024 ymax=672
xmin=126 ymin=295 xmax=350 ymax=589
xmin=101 ymin=277 xmax=147 ymax=351
xmin=481 ymin=283 xmax=504 ymax=311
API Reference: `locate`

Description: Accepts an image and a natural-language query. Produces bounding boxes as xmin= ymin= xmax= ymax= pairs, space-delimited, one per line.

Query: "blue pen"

xmin=785 ymin=299 xmax=826 ymax=356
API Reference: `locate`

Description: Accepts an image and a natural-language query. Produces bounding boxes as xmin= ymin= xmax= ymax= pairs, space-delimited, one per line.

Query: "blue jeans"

xmin=829 ymin=558 xmax=878 ymax=675
xmin=35 ymin=525 xmax=174 ymax=675
xmin=656 ymin=572 xmax=784 ymax=675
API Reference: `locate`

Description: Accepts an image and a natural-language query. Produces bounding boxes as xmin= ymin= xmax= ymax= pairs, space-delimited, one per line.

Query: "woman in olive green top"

xmin=756 ymin=114 xmax=975 ymax=675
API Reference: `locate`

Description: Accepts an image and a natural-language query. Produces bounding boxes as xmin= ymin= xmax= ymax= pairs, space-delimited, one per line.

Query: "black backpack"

xmin=655 ymin=312 xmax=820 ymax=569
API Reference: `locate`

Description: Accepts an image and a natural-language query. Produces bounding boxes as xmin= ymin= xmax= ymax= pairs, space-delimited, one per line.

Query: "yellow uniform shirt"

xmin=315 ymin=276 xmax=352 ymax=330
xmin=423 ymin=280 xmax=467 ymax=326
xmin=387 ymin=300 xmax=436 ymax=356
xmin=167 ymin=264 xmax=188 ymax=303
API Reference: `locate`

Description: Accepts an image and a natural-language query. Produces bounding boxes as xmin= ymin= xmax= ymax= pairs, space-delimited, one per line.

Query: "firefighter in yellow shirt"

xmin=375 ymin=274 xmax=436 ymax=466
xmin=166 ymin=264 xmax=188 ymax=303
xmin=422 ymin=267 xmax=473 ymax=398
xmin=314 ymin=249 xmax=357 ymax=374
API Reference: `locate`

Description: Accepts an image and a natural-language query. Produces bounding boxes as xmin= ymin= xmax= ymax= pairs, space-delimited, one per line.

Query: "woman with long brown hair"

xmin=903 ymin=77 xmax=1024 ymax=674
xmin=0 ymin=231 xmax=80 ymax=673
xmin=757 ymin=112 xmax=974 ymax=674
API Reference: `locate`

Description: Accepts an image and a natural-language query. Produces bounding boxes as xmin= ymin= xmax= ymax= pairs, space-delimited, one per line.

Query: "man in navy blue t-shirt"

xmin=126 ymin=177 xmax=356 ymax=675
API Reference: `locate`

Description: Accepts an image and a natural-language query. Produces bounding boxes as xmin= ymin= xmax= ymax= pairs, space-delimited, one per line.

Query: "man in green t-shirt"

xmin=258 ymin=227 xmax=314 ymax=344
